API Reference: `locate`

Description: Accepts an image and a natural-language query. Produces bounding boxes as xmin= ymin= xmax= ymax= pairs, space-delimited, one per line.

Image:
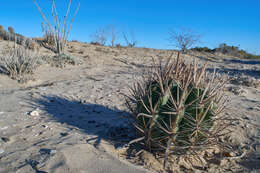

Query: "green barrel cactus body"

xmin=126 ymin=53 xmax=229 ymax=159
xmin=136 ymin=80 xmax=216 ymax=148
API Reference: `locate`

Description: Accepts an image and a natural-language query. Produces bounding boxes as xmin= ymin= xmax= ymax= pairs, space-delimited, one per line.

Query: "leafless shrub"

xmin=33 ymin=0 xmax=80 ymax=54
xmin=0 ymin=25 xmax=3 ymax=30
xmin=42 ymin=53 xmax=82 ymax=68
xmin=41 ymin=22 xmax=55 ymax=46
xmin=8 ymin=26 xmax=15 ymax=34
xmin=109 ymin=25 xmax=119 ymax=47
xmin=91 ymin=27 xmax=109 ymax=46
xmin=123 ymin=30 xmax=137 ymax=47
xmin=0 ymin=27 xmax=38 ymax=50
xmin=0 ymin=45 xmax=40 ymax=79
xmin=169 ymin=28 xmax=201 ymax=52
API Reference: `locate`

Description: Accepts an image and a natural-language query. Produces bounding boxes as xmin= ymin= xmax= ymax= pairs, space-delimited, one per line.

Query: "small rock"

xmin=0 ymin=126 xmax=8 ymax=130
xmin=60 ymin=132 xmax=69 ymax=137
xmin=39 ymin=148 xmax=57 ymax=155
xmin=254 ymin=144 xmax=260 ymax=152
xmin=30 ymin=110 xmax=39 ymax=116
xmin=1 ymin=137 xmax=10 ymax=143
xmin=0 ymin=148 xmax=4 ymax=154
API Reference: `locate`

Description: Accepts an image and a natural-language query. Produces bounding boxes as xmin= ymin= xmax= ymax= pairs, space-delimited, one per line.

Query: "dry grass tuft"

xmin=0 ymin=45 xmax=40 ymax=80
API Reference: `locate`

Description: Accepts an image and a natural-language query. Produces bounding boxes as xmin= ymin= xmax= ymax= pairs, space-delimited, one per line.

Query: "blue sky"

xmin=0 ymin=0 xmax=259 ymax=54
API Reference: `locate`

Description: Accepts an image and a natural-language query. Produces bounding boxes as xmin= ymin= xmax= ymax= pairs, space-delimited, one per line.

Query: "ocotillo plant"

xmin=125 ymin=52 xmax=232 ymax=167
xmin=33 ymin=0 xmax=80 ymax=54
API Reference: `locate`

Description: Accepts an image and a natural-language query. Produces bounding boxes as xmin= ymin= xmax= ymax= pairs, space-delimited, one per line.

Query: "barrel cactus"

xmin=126 ymin=52 xmax=230 ymax=164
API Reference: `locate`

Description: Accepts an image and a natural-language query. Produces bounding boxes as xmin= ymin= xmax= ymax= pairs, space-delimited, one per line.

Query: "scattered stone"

xmin=29 ymin=110 xmax=39 ymax=116
xmin=228 ymin=86 xmax=247 ymax=96
xmin=0 ymin=126 xmax=8 ymax=130
xmin=60 ymin=132 xmax=69 ymax=137
xmin=0 ymin=148 xmax=4 ymax=154
xmin=39 ymin=148 xmax=57 ymax=155
xmin=1 ymin=137 xmax=10 ymax=143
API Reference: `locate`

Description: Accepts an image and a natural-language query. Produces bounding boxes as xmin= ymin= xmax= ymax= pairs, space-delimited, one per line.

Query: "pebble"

xmin=60 ymin=132 xmax=69 ymax=137
xmin=30 ymin=110 xmax=39 ymax=116
xmin=0 ymin=148 xmax=4 ymax=154
xmin=39 ymin=148 xmax=57 ymax=155
xmin=1 ymin=137 xmax=10 ymax=143
xmin=0 ymin=126 xmax=8 ymax=130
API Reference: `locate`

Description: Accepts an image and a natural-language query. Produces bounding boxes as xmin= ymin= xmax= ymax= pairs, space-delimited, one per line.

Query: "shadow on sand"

xmin=207 ymin=67 xmax=260 ymax=79
xmin=29 ymin=95 xmax=135 ymax=148
xmin=223 ymin=59 xmax=260 ymax=65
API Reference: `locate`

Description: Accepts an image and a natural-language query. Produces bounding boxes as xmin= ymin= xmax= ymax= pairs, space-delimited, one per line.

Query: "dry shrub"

xmin=125 ymin=52 xmax=234 ymax=169
xmin=0 ymin=45 xmax=40 ymax=79
xmin=41 ymin=23 xmax=56 ymax=46
xmin=8 ymin=26 xmax=15 ymax=34
xmin=42 ymin=53 xmax=82 ymax=68
xmin=0 ymin=28 xmax=38 ymax=51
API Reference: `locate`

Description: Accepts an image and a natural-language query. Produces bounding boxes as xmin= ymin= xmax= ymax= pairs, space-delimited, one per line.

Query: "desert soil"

xmin=0 ymin=40 xmax=259 ymax=173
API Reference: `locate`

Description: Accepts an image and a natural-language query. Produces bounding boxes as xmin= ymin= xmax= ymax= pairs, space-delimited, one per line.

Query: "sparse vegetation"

xmin=8 ymin=26 xmax=15 ymax=34
xmin=42 ymin=53 xmax=82 ymax=68
xmin=169 ymin=28 xmax=201 ymax=52
xmin=0 ymin=27 xmax=38 ymax=50
xmin=191 ymin=44 xmax=260 ymax=59
xmin=91 ymin=27 xmax=109 ymax=46
xmin=126 ymin=52 xmax=232 ymax=168
xmin=190 ymin=46 xmax=213 ymax=53
xmin=109 ymin=25 xmax=119 ymax=47
xmin=33 ymin=0 xmax=80 ymax=54
xmin=123 ymin=30 xmax=137 ymax=47
xmin=0 ymin=45 xmax=40 ymax=80
xmin=41 ymin=22 xmax=56 ymax=47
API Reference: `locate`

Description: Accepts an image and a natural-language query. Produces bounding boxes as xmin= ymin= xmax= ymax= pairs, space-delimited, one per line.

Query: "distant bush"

xmin=0 ymin=28 xmax=38 ymax=50
xmin=0 ymin=25 xmax=3 ymax=31
xmin=8 ymin=26 xmax=15 ymax=34
xmin=0 ymin=46 xmax=40 ymax=79
xmin=90 ymin=41 xmax=102 ymax=46
xmin=42 ymin=53 xmax=82 ymax=68
xmin=191 ymin=46 xmax=213 ymax=53
xmin=191 ymin=43 xmax=260 ymax=59
xmin=116 ymin=43 xmax=124 ymax=48
xmin=168 ymin=28 xmax=200 ymax=52
xmin=245 ymin=54 xmax=260 ymax=59
xmin=90 ymin=27 xmax=108 ymax=46
xmin=41 ymin=23 xmax=55 ymax=46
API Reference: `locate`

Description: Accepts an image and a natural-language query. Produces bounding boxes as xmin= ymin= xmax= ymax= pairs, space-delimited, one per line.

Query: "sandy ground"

xmin=0 ymin=40 xmax=260 ymax=173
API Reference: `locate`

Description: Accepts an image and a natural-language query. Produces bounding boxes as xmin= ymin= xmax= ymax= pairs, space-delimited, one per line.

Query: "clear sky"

xmin=0 ymin=0 xmax=259 ymax=54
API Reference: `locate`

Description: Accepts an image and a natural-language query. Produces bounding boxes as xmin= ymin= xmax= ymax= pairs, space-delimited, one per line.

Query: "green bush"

xmin=191 ymin=46 xmax=213 ymax=53
xmin=192 ymin=44 xmax=260 ymax=59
